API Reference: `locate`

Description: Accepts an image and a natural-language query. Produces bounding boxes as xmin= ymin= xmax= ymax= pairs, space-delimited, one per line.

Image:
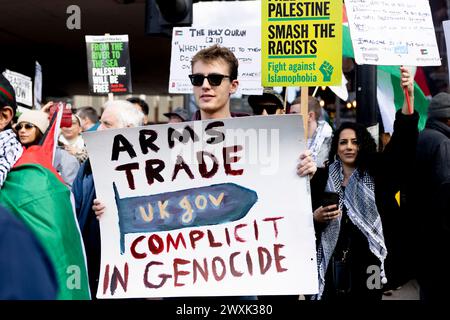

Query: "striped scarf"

xmin=0 ymin=129 xmax=23 ymax=188
xmin=314 ymin=160 xmax=388 ymax=299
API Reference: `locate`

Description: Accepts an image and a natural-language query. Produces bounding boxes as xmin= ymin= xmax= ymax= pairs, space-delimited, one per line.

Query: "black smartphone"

xmin=321 ymin=191 xmax=339 ymax=207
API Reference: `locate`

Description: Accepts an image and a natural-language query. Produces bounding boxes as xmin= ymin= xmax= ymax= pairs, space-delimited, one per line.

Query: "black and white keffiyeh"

xmin=0 ymin=129 xmax=23 ymax=188
xmin=314 ymin=160 xmax=388 ymax=299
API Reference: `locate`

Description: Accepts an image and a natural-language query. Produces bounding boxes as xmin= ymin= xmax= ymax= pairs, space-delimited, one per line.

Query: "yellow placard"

xmin=261 ymin=0 xmax=342 ymax=87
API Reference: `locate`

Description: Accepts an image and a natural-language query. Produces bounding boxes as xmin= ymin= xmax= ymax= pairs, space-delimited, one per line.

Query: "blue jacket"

xmin=72 ymin=160 xmax=100 ymax=298
xmin=0 ymin=205 xmax=58 ymax=299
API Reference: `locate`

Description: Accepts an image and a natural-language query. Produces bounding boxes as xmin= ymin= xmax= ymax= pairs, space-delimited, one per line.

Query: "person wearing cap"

xmin=248 ymin=88 xmax=285 ymax=115
xmin=164 ymin=107 xmax=189 ymax=123
xmin=0 ymin=74 xmax=23 ymax=188
xmin=408 ymin=92 xmax=450 ymax=301
xmin=15 ymin=110 xmax=80 ymax=188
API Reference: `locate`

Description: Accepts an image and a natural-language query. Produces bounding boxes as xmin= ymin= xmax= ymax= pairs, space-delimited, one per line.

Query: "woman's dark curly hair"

xmin=328 ymin=122 xmax=377 ymax=177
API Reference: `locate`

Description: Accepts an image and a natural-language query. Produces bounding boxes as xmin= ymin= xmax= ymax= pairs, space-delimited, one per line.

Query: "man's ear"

xmin=229 ymin=79 xmax=239 ymax=95
xmin=0 ymin=106 xmax=14 ymax=130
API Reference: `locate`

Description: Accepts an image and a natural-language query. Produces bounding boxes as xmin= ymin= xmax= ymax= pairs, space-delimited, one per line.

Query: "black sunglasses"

xmin=188 ymin=73 xmax=231 ymax=86
xmin=253 ymin=105 xmax=279 ymax=115
xmin=15 ymin=122 xmax=35 ymax=130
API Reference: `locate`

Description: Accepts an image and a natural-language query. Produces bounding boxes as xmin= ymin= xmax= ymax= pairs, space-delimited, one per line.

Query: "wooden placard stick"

xmin=105 ymin=33 xmax=114 ymax=102
xmin=300 ymin=86 xmax=309 ymax=141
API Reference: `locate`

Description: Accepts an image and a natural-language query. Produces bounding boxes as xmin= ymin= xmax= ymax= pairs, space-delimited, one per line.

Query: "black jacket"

xmin=408 ymin=118 xmax=450 ymax=296
xmin=0 ymin=206 xmax=57 ymax=299
xmin=311 ymin=110 xmax=419 ymax=290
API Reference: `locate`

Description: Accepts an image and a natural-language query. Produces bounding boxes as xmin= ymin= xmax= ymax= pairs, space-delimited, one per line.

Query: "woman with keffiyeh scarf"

xmin=309 ymin=67 xmax=419 ymax=300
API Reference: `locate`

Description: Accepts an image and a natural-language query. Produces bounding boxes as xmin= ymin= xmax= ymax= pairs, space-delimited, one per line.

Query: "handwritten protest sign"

xmin=85 ymin=34 xmax=132 ymax=94
xmin=261 ymin=0 xmax=342 ymax=87
xmin=2 ymin=69 xmax=32 ymax=107
xmin=169 ymin=26 xmax=263 ymax=95
xmin=84 ymin=115 xmax=318 ymax=298
xmin=345 ymin=0 xmax=441 ymax=66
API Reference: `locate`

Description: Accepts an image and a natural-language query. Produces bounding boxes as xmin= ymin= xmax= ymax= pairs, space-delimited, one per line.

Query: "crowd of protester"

xmin=0 ymin=44 xmax=449 ymax=301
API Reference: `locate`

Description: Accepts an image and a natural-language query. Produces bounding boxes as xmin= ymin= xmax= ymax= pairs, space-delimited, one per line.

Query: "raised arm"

xmin=378 ymin=67 xmax=419 ymax=184
xmin=400 ymin=66 xmax=414 ymax=115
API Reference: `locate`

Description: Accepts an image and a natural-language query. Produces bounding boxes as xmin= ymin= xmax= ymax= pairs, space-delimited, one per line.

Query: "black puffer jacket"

xmin=408 ymin=118 xmax=450 ymax=298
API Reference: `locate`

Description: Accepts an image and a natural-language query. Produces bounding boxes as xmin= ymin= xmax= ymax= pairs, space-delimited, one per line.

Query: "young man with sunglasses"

xmin=189 ymin=45 xmax=248 ymax=121
xmin=91 ymin=45 xmax=316 ymax=300
xmin=186 ymin=45 xmax=317 ymax=300
xmin=189 ymin=45 xmax=316 ymax=178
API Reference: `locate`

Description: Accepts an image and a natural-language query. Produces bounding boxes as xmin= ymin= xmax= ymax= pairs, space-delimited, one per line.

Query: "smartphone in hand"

xmin=321 ymin=191 xmax=339 ymax=208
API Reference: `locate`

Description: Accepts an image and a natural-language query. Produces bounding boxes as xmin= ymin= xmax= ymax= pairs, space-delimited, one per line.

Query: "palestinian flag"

xmin=342 ymin=6 xmax=430 ymax=133
xmin=0 ymin=110 xmax=90 ymax=299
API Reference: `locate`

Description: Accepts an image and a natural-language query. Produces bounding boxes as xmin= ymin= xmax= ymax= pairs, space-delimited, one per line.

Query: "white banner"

xmin=84 ymin=115 xmax=318 ymax=299
xmin=345 ymin=0 xmax=441 ymax=66
xmin=169 ymin=26 xmax=263 ymax=95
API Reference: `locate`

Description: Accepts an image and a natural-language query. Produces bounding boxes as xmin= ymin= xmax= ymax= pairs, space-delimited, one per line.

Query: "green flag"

xmin=0 ymin=164 xmax=90 ymax=300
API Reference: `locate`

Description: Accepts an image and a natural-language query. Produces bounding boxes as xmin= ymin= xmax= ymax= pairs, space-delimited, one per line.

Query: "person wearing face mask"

xmin=310 ymin=67 xmax=418 ymax=300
